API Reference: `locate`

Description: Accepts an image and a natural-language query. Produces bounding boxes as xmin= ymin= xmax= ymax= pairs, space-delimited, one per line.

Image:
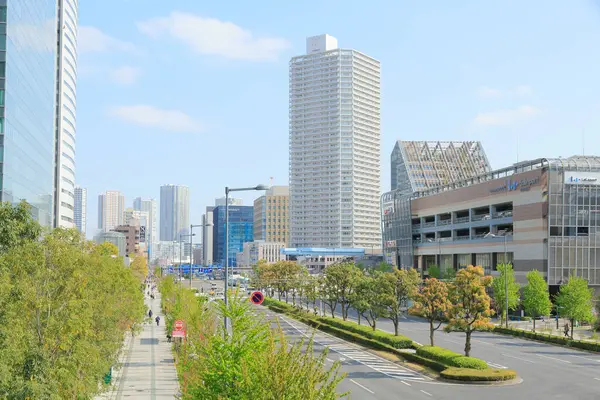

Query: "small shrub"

xmin=416 ymin=346 xmax=488 ymax=370
xmin=440 ymin=368 xmax=517 ymax=382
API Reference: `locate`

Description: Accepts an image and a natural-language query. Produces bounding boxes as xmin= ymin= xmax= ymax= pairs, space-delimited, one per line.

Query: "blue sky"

xmin=77 ymin=0 xmax=600 ymax=238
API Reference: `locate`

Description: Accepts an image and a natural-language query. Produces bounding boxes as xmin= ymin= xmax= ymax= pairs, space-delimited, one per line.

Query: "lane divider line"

xmin=349 ymin=379 xmax=375 ymax=394
xmin=420 ymin=389 xmax=433 ymax=396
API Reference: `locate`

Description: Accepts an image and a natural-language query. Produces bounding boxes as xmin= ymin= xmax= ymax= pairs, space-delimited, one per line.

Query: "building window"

xmin=0 ymin=89 xmax=4 ymax=106
xmin=0 ymin=62 xmax=5 ymax=77
xmin=0 ymin=7 xmax=5 ymax=23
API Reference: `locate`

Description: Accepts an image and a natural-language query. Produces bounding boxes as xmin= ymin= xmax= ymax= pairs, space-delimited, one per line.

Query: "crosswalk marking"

xmin=280 ymin=317 xmax=424 ymax=381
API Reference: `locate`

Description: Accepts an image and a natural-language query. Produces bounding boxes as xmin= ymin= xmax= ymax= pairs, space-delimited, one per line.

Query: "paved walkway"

xmin=97 ymin=292 xmax=179 ymax=399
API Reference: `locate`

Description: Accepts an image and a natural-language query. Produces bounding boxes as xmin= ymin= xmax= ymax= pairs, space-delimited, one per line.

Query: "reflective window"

xmin=0 ymin=7 xmax=6 ymax=23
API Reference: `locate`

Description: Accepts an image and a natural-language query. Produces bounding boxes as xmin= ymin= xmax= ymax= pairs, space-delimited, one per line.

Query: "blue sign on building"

xmin=213 ymin=206 xmax=254 ymax=267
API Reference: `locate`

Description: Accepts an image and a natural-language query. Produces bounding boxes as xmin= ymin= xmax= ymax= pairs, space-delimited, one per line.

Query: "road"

xmin=317 ymin=300 xmax=600 ymax=399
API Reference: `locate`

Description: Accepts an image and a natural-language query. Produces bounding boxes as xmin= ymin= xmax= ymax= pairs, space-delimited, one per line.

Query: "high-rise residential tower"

xmin=98 ymin=191 xmax=125 ymax=232
xmin=289 ymin=34 xmax=382 ymax=248
xmin=0 ymin=1 xmax=58 ymax=227
xmin=53 ymin=0 xmax=79 ymax=228
xmin=159 ymin=184 xmax=189 ymax=241
xmin=74 ymin=186 xmax=87 ymax=235
xmin=254 ymin=186 xmax=290 ymax=245
xmin=133 ymin=197 xmax=157 ymax=247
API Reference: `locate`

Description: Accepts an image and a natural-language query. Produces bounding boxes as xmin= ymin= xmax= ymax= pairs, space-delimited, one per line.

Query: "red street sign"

xmin=174 ymin=320 xmax=184 ymax=331
xmin=172 ymin=330 xmax=185 ymax=338
xmin=250 ymin=291 xmax=264 ymax=305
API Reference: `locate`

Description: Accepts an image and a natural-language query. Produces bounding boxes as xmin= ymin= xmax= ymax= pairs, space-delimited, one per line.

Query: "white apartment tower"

xmin=160 ymin=185 xmax=190 ymax=241
xmin=133 ymin=197 xmax=158 ymax=247
xmin=74 ymin=186 xmax=87 ymax=235
xmin=98 ymin=191 xmax=125 ymax=232
xmin=289 ymin=34 xmax=382 ymax=248
xmin=53 ymin=0 xmax=79 ymax=228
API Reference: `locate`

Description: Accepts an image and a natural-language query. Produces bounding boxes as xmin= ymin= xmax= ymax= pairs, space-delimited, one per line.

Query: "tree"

xmin=428 ymin=265 xmax=441 ymax=279
xmin=492 ymin=263 xmax=520 ymax=326
xmin=131 ymin=256 xmax=149 ymax=282
xmin=382 ymin=268 xmax=420 ymax=336
xmin=522 ymin=270 xmax=552 ymax=332
xmin=352 ymin=273 xmax=389 ymax=331
xmin=322 ymin=262 xmax=363 ymax=320
xmin=445 ymin=265 xmax=494 ymax=356
xmin=414 ymin=278 xmax=451 ymax=346
xmin=556 ymin=276 xmax=594 ymax=339
xmin=0 ymin=200 xmax=42 ymax=253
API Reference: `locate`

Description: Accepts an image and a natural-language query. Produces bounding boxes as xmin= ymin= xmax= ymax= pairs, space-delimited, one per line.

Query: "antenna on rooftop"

xmin=270 ymin=177 xmax=274 ymax=186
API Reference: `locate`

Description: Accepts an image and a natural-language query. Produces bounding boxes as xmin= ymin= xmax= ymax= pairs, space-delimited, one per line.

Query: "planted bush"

xmin=317 ymin=315 xmax=414 ymax=349
xmin=440 ymin=367 xmax=517 ymax=382
xmin=493 ymin=327 xmax=600 ymax=352
xmin=416 ymin=346 xmax=488 ymax=370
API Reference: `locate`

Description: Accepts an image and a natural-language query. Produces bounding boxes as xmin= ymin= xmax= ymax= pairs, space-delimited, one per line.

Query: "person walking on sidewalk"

xmin=148 ymin=309 xmax=153 ymax=319
xmin=155 ymin=316 xmax=161 ymax=326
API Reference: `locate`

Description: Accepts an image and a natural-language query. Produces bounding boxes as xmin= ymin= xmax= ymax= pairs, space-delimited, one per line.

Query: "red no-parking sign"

xmin=172 ymin=319 xmax=186 ymax=338
xmin=250 ymin=291 xmax=264 ymax=305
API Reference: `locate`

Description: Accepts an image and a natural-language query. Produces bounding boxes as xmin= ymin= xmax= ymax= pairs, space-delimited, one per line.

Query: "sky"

xmin=76 ymin=0 xmax=600 ymax=239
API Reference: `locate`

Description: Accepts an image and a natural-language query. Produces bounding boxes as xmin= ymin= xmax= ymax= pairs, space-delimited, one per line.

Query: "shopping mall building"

xmin=382 ymin=141 xmax=600 ymax=294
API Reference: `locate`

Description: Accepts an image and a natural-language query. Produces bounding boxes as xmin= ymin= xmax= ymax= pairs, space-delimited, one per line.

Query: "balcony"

xmin=471 ymin=214 xmax=491 ymax=222
xmin=454 ymin=216 xmax=470 ymax=223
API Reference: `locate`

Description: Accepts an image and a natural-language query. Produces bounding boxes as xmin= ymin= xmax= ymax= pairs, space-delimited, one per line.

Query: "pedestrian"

xmin=564 ymin=322 xmax=570 ymax=337
xmin=155 ymin=315 xmax=160 ymax=326
xmin=166 ymin=333 xmax=172 ymax=343
xmin=148 ymin=309 xmax=153 ymax=319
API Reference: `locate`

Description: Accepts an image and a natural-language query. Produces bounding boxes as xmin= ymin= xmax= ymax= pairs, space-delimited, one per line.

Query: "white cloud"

xmin=78 ymin=26 xmax=137 ymax=53
xmin=109 ymin=105 xmax=202 ymax=133
xmin=108 ymin=66 xmax=141 ymax=85
xmin=136 ymin=12 xmax=290 ymax=61
xmin=476 ymin=85 xmax=533 ymax=99
xmin=474 ymin=105 xmax=540 ymax=126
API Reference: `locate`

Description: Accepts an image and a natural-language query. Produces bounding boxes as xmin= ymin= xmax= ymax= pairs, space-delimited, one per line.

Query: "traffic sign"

xmin=172 ymin=319 xmax=185 ymax=338
xmin=250 ymin=291 xmax=264 ymax=305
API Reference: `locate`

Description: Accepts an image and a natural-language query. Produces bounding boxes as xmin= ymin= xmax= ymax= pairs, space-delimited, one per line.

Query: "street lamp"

xmin=485 ymin=231 xmax=513 ymax=328
xmin=223 ymin=184 xmax=269 ymax=334
xmin=190 ymin=222 xmax=213 ymax=288
xmin=180 ymin=233 xmax=195 ymax=284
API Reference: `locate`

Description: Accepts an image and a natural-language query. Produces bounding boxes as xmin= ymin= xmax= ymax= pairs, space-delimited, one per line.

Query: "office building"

xmin=192 ymin=244 xmax=202 ymax=266
xmin=94 ymin=231 xmax=126 ymax=257
xmin=213 ymin=205 xmax=253 ymax=267
xmin=0 ymin=1 xmax=58 ymax=227
xmin=215 ymin=196 xmax=243 ymax=206
xmin=98 ymin=191 xmax=125 ymax=232
xmin=390 ymin=141 xmax=491 ymax=195
xmin=112 ymin=223 xmax=141 ymax=258
xmin=74 ymin=186 xmax=86 ymax=235
xmin=133 ymin=197 xmax=157 ymax=247
xmin=160 ymin=184 xmax=190 ymax=241
xmin=382 ymin=155 xmax=600 ymax=293
xmin=202 ymin=206 xmax=215 ymax=265
xmin=254 ymin=186 xmax=290 ymax=245
xmin=124 ymin=208 xmax=149 ymax=242
xmin=236 ymin=241 xmax=286 ymax=268
xmin=53 ymin=0 xmax=79 ymax=228
xmin=289 ymin=34 xmax=381 ymax=249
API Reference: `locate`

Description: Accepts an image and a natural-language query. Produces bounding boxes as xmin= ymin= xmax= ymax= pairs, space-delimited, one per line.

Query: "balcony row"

xmin=412 ymin=202 xmax=513 ymax=230
xmin=413 ymin=223 xmax=514 ymax=244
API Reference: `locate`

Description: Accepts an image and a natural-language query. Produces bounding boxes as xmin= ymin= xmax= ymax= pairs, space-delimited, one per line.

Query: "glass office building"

xmin=213 ymin=205 xmax=254 ymax=267
xmin=0 ymin=0 xmax=57 ymax=226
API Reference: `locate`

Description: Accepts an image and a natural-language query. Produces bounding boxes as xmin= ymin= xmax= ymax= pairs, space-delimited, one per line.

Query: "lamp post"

xmin=181 ymin=233 xmax=195 ymax=284
xmin=223 ymin=184 xmax=269 ymax=334
xmin=485 ymin=231 xmax=513 ymax=328
xmin=190 ymin=222 xmax=213 ymax=288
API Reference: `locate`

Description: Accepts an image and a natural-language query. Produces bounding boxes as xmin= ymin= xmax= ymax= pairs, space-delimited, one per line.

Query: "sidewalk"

xmin=96 ymin=292 xmax=180 ymax=399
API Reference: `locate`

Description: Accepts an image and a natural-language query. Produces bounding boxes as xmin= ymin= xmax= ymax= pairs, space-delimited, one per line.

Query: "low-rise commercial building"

xmin=382 ymin=155 xmax=600 ymax=294
xmin=236 ymin=241 xmax=286 ymax=268
xmin=113 ymin=223 xmax=141 ymax=258
xmin=94 ymin=231 xmax=126 ymax=257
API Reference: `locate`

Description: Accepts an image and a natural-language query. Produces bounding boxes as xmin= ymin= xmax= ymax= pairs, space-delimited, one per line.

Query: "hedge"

xmin=416 ymin=346 xmax=488 ymax=370
xmin=440 ymin=367 xmax=517 ymax=382
xmin=494 ymin=327 xmax=600 ymax=353
xmin=397 ymin=351 xmax=447 ymax=372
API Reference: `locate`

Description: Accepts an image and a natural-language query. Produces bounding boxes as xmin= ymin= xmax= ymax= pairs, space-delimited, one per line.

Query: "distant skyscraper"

xmin=133 ymin=197 xmax=157 ymax=247
xmin=53 ymin=0 xmax=79 ymax=228
xmin=202 ymin=206 xmax=215 ymax=265
xmin=74 ymin=187 xmax=87 ymax=235
xmin=390 ymin=141 xmax=492 ymax=195
xmin=212 ymin=205 xmax=254 ymax=267
xmin=160 ymin=185 xmax=190 ymax=241
xmin=215 ymin=196 xmax=243 ymax=206
xmin=0 ymin=0 xmax=58 ymax=227
xmin=98 ymin=191 xmax=125 ymax=232
xmin=254 ymin=186 xmax=290 ymax=245
xmin=289 ymin=34 xmax=381 ymax=249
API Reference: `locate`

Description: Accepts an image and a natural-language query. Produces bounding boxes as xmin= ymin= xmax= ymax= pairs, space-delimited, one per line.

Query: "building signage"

xmin=564 ymin=172 xmax=600 ymax=185
xmin=385 ymin=240 xmax=396 ymax=247
xmin=490 ymin=177 xmax=540 ymax=194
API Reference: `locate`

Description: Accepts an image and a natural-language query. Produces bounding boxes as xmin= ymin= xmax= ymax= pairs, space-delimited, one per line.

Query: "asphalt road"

xmin=314 ymin=300 xmax=600 ymax=399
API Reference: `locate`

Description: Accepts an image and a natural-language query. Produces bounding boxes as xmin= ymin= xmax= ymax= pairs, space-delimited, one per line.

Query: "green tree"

xmin=354 ymin=273 xmax=389 ymax=331
xmin=492 ymin=263 xmax=521 ymax=326
xmin=445 ymin=265 xmax=494 ymax=356
xmin=556 ymin=276 xmax=594 ymax=339
xmin=131 ymin=255 xmax=148 ymax=282
xmin=0 ymin=200 xmax=42 ymax=253
xmin=322 ymin=262 xmax=363 ymax=320
xmin=428 ymin=265 xmax=441 ymax=279
xmin=382 ymin=268 xmax=420 ymax=336
xmin=414 ymin=278 xmax=451 ymax=346
xmin=522 ymin=270 xmax=552 ymax=332
xmin=92 ymin=241 xmax=120 ymax=257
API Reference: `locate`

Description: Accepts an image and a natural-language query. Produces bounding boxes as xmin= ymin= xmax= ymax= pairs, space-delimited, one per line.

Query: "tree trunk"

xmin=532 ymin=317 xmax=536 ymax=333
xmin=394 ymin=320 xmax=399 ymax=336
xmin=357 ymin=313 xmax=361 ymax=325
xmin=278 ymin=291 xmax=281 ymax=301
xmin=372 ymin=320 xmax=377 ymax=331
xmin=571 ymin=318 xmax=574 ymax=339
xmin=341 ymin=303 xmax=347 ymax=321
xmin=429 ymin=320 xmax=435 ymax=346
xmin=464 ymin=329 xmax=472 ymax=357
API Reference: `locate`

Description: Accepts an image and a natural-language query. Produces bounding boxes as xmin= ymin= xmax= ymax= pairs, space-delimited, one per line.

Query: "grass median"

xmin=263 ymin=297 xmax=518 ymax=383
xmin=493 ymin=326 xmax=600 ymax=352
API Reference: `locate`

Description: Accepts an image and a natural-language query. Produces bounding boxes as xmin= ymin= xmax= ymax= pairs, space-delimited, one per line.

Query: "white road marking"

xmin=414 ymin=342 xmax=423 ymax=346
xmin=569 ymin=354 xmax=600 ymax=363
xmin=350 ymin=379 xmax=374 ymax=394
xmin=420 ymin=389 xmax=433 ymax=396
xmin=594 ymin=378 xmax=600 ymax=381
xmin=441 ymin=338 xmax=463 ymax=345
xmin=502 ymin=353 xmax=536 ymax=364
xmin=486 ymin=361 xmax=507 ymax=369
xmin=401 ymin=381 xmax=411 ymax=386
xmin=326 ymin=358 xmax=334 ymax=363
xmin=536 ymin=354 xmax=572 ymax=364
xmin=474 ymin=339 xmax=493 ymax=346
